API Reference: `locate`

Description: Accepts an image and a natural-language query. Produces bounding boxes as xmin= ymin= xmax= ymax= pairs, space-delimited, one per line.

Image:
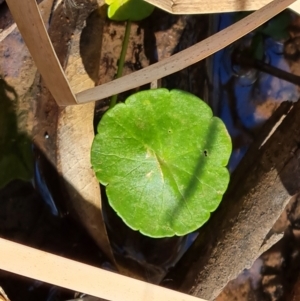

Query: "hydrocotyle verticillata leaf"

xmin=91 ymin=89 xmax=232 ymax=238
xmin=105 ymin=0 xmax=154 ymax=21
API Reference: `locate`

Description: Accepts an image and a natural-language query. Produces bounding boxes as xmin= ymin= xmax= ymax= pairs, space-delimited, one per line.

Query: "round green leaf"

xmin=105 ymin=0 xmax=154 ymax=21
xmin=91 ymin=89 xmax=232 ymax=238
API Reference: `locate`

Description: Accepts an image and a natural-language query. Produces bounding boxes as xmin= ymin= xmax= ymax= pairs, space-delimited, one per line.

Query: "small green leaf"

xmin=106 ymin=0 xmax=154 ymax=21
xmin=91 ymin=89 xmax=232 ymax=237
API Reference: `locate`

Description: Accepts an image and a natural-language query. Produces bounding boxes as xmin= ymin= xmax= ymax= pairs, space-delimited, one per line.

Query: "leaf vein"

xmin=168 ymin=163 xmax=218 ymax=194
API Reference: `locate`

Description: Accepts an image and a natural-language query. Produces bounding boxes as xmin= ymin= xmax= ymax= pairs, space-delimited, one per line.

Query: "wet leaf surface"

xmin=91 ymin=89 xmax=232 ymax=237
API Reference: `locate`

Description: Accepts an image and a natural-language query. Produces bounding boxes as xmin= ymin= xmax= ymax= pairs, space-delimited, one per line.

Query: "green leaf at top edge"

xmin=106 ymin=0 xmax=154 ymax=21
xmin=91 ymin=89 xmax=232 ymax=238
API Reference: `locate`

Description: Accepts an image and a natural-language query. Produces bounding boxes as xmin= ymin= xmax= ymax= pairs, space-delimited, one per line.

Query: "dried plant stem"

xmin=0 ymin=238 xmax=207 ymax=301
xmin=143 ymin=0 xmax=300 ymax=14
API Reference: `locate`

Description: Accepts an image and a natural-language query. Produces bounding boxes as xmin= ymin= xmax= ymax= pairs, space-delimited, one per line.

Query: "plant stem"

xmin=109 ymin=20 xmax=132 ymax=109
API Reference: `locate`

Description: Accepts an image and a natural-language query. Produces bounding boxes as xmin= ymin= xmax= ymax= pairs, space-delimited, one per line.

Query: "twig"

xmin=235 ymin=52 xmax=300 ymax=86
xmin=143 ymin=0 xmax=300 ymax=14
xmin=0 ymin=238 xmax=208 ymax=301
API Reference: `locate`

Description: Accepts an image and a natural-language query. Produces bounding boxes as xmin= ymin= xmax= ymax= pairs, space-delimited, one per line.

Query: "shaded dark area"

xmin=33 ymin=145 xmax=67 ymax=217
xmin=162 ymin=14 xmax=209 ymax=99
xmin=0 ymin=150 xmax=111 ymax=301
xmin=80 ymin=6 xmax=106 ymax=84
xmin=101 ymin=183 xmax=192 ymax=283
xmin=141 ymin=9 xmax=181 ymax=65
xmin=0 ymin=77 xmax=33 ymax=189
